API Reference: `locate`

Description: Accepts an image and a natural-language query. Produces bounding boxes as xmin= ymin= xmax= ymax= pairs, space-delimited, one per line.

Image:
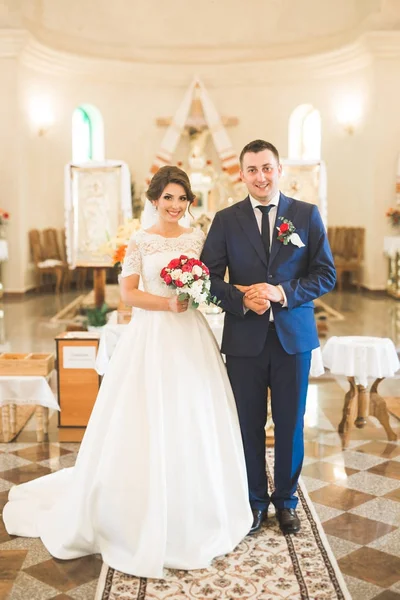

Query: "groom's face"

xmin=240 ymin=149 xmax=282 ymax=204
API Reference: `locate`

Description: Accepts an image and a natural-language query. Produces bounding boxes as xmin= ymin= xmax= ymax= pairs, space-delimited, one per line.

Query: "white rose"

xmin=171 ymin=269 xmax=182 ymax=280
xmin=192 ymin=265 xmax=203 ymax=277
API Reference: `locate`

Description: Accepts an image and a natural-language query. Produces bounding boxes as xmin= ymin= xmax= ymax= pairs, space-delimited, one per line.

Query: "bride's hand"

xmin=168 ymin=296 xmax=189 ymax=313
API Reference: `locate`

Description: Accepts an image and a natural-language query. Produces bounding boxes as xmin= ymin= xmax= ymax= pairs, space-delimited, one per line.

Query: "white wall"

xmin=2 ymin=30 xmax=400 ymax=291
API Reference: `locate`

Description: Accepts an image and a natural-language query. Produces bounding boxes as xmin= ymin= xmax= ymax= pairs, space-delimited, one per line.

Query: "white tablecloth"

xmin=0 ymin=372 xmax=59 ymax=410
xmin=95 ymin=311 xmax=325 ymax=377
xmin=0 ymin=240 xmax=8 ymax=262
xmin=384 ymin=236 xmax=400 ymax=258
xmin=322 ymin=336 xmax=400 ymax=387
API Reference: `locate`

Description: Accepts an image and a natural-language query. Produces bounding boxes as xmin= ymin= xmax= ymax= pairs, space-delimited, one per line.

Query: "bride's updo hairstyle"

xmin=146 ymin=166 xmax=196 ymax=206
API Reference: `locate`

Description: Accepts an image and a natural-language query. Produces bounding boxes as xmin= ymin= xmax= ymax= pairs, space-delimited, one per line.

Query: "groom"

xmin=201 ymin=140 xmax=336 ymax=535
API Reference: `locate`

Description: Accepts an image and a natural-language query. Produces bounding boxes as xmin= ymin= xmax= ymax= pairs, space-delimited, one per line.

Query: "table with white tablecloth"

xmin=322 ymin=336 xmax=400 ymax=441
xmin=0 ymin=372 xmax=59 ymax=441
xmin=95 ymin=310 xmax=325 ymax=377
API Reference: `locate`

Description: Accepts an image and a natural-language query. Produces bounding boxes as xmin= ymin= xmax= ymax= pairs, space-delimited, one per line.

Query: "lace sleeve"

xmin=120 ymin=233 xmax=141 ymax=278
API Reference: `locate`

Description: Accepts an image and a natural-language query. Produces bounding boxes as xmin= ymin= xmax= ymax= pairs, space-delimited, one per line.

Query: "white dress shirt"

xmin=244 ymin=192 xmax=288 ymax=317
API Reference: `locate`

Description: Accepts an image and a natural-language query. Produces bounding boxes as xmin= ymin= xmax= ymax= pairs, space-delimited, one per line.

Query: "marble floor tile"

xmin=0 ymin=454 xmax=32 ymax=472
xmin=322 ymin=513 xmax=396 ymax=545
xmin=322 ymin=450 xmax=388 ymax=470
xmin=372 ymin=591 xmax=400 ymax=600
xmin=309 ymin=484 xmax=375 ymax=510
xmin=355 ymin=441 xmax=400 ymax=459
xmin=336 ymin=471 xmax=400 ymax=496
xmin=0 ymin=464 xmax=53 ymax=485
xmin=342 ymin=574 xmax=383 ymax=600
xmin=325 ymin=534 xmax=361 ymax=560
xmin=24 ymin=556 xmax=102 ymax=593
xmin=68 ymin=579 xmax=98 ymax=600
xmin=311 ymin=502 xmax=343 ymax=522
xmin=301 ymin=460 xmax=359 ymax=483
xmin=368 ymin=527 xmax=400 ymax=558
xmin=339 ymin=547 xmax=400 ymax=587
xmin=8 ymin=571 xmax=59 ymax=600
xmin=384 ymin=488 xmax=400 ymax=502
xmin=0 ymin=538 xmax=52 ymax=569
xmin=350 ymin=497 xmax=400 ymax=526
xmin=368 ymin=460 xmax=400 ymax=480
xmin=10 ymin=445 xmax=73 ymax=463
xmin=299 ymin=475 xmax=327 ymax=492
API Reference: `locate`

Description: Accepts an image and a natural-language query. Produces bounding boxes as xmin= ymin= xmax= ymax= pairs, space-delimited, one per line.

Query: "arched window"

xmin=72 ymin=104 xmax=104 ymax=162
xmin=288 ymin=104 xmax=321 ymax=160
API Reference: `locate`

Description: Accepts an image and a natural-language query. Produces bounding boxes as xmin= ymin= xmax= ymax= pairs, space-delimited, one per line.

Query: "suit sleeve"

xmin=200 ymin=212 xmax=246 ymax=318
xmin=279 ymin=205 xmax=336 ymax=309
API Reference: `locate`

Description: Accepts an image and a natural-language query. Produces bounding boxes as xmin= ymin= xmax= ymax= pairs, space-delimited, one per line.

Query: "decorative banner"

xmin=146 ymin=78 xmax=241 ymax=188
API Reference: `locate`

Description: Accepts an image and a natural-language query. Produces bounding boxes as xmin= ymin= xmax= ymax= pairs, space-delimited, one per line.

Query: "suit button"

xmin=269 ymin=275 xmax=273 ymax=279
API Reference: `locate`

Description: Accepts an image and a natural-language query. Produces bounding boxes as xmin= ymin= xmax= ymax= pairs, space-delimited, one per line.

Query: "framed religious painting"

xmin=64 ymin=161 xmax=132 ymax=267
xmin=280 ymin=160 xmax=327 ymax=226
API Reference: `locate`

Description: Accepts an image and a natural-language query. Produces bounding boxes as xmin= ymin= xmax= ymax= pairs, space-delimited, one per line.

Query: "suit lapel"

xmin=269 ymin=193 xmax=296 ymax=266
xmin=236 ymin=197 xmax=269 ymax=268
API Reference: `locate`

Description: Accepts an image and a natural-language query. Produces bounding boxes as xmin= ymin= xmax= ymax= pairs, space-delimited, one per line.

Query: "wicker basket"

xmin=0 ymin=353 xmax=55 ymax=376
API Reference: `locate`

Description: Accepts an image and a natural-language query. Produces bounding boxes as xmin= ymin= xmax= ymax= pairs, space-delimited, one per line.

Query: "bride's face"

xmin=154 ymin=183 xmax=189 ymax=224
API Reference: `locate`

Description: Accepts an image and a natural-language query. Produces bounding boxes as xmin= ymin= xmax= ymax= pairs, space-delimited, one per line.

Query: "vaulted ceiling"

xmin=1 ymin=0 xmax=400 ymax=63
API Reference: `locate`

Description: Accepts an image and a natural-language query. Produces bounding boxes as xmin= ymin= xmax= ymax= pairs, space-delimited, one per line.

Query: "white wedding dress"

xmin=3 ymin=228 xmax=252 ymax=579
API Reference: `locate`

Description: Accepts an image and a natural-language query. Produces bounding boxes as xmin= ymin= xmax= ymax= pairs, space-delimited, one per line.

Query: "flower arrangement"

xmin=98 ymin=218 xmax=141 ymax=269
xmin=0 ymin=209 xmax=10 ymax=226
xmin=160 ymin=255 xmax=218 ymax=308
xmin=276 ymin=217 xmax=305 ymax=248
xmin=386 ymin=208 xmax=400 ymax=226
xmin=276 ymin=218 xmax=295 ymax=244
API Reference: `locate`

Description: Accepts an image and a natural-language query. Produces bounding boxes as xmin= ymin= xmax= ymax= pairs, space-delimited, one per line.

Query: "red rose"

xmin=181 ymin=263 xmax=192 ymax=272
xmin=193 ymin=274 xmax=199 ymax=281
xmin=168 ymin=258 xmax=181 ymax=269
xmin=202 ymin=265 xmax=209 ymax=275
xmin=175 ymin=280 xmax=184 ymax=287
xmin=179 ymin=255 xmax=188 ymax=263
xmin=2 ymin=212 xmax=9 ymax=220
xmin=160 ymin=268 xmax=167 ymax=277
xmin=164 ymin=274 xmax=172 ymax=285
xmin=279 ymin=223 xmax=290 ymax=233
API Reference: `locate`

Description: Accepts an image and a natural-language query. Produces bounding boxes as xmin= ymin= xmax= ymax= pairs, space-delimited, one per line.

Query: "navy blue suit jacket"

xmin=201 ymin=194 xmax=336 ymax=356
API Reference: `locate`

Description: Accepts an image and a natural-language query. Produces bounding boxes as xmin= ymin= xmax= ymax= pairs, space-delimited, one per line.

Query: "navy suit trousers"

xmin=226 ymin=326 xmax=311 ymax=510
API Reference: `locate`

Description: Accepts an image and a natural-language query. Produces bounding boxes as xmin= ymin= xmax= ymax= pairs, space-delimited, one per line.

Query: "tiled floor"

xmin=0 ymin=289 xmax=399 ymax=599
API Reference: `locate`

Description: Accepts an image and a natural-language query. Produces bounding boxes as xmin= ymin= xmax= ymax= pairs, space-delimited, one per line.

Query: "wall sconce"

xmin=335 ymin=97 xmax=363 ymax=135
xmin=29 ymin=96 xmax=55 ymax=137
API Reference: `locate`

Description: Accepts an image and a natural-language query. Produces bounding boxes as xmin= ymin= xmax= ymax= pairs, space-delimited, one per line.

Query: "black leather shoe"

xmin=276 ymin=508 xmax=301 ymax=534
xmin=248 ymin=508 xmax=268 ymax=535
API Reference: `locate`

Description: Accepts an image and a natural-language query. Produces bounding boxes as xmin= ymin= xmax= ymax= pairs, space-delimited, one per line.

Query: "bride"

xmin=3 ymin=166 xmax=252 ymax=579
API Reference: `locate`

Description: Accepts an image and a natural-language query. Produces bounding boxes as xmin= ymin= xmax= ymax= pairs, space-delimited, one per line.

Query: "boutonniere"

xmin=276 ymin=217 xmax=305 ymax=248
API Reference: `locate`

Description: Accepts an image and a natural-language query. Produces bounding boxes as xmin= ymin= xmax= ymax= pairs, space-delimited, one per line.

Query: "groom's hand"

xmin=245 ymin=283 xmax=284 ymax=304
xmin=243 ymin=296 xmax=271 ymax=315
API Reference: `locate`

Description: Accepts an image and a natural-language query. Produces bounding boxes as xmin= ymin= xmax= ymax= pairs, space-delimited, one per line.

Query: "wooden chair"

xmin=43 ymin=228 xmax=71 ymax=292
xmin=28 ymin=229 xmax=64 ymax=294
xmin=328 ymin=227 xmax=365 ymax=292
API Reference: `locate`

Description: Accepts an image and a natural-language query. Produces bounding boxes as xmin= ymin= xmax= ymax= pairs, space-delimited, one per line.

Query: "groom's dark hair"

xmin=239 ymin=140 xmax=280 ymax=167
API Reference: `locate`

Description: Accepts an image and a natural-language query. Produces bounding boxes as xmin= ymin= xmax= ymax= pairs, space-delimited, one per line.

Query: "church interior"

xmin=1 ymin=1 xmax=400 ymax=598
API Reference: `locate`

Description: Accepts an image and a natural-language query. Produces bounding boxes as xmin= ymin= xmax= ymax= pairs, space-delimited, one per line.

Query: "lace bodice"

xmin=120 ymin=228 xmax=206 ymax=297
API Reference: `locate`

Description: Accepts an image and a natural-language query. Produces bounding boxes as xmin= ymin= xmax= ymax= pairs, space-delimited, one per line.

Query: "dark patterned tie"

xmin=257 ymin=205 xmax=273 ymax=262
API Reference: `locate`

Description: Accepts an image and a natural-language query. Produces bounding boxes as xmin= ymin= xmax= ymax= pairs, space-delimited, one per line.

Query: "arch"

xmin=72 ymin=104 xmax=104 ymax=162
xmin=288 ymin=104 xmax=321 ymax=160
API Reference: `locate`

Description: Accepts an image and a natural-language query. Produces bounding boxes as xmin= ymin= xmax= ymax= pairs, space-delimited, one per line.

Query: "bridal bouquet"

xmin=160 ymin=255 xmax=218 ymax=308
